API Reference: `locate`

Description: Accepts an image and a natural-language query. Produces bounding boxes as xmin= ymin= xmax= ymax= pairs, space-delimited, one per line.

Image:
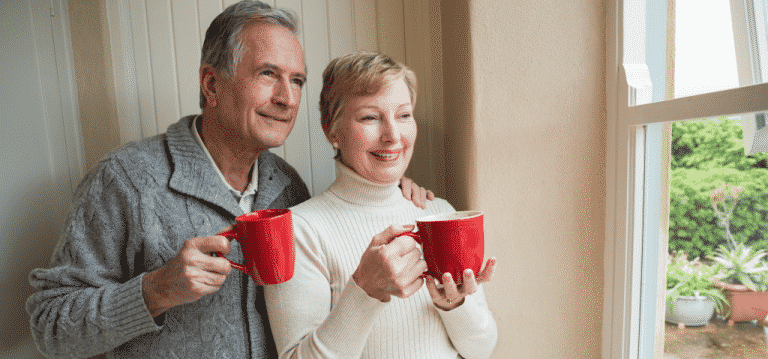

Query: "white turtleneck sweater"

xmin=265 ymin=161 xmax=497 ymax=359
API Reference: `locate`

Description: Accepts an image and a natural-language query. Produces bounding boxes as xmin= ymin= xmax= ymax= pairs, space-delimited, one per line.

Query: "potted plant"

xmin=708 ymin=182 xmax=768 ymax=325
xmin=666 ymin=252 xmax=728 ymax=327
xmin=710 ymin=243 xmax=768 ymax=325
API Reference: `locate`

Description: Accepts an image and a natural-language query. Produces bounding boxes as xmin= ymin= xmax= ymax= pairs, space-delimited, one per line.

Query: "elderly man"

xmin=26 ymin=1 xmax=431 ymax=358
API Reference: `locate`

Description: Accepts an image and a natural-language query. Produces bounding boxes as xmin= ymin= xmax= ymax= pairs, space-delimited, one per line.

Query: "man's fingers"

xmin=400 ymin=177 xmax=414 ymax=201
xmin=217 ymin=224 xmax=236 ymax=236
xmin=199 ymin=254 xmax=232 ymax=276
xmin=426 ymin=190 xmax=435 ymax=201
xmin=415 ymin=187 xmax=427 ymax=209
xmin=194 ymin=235 xmax=231 ymax=255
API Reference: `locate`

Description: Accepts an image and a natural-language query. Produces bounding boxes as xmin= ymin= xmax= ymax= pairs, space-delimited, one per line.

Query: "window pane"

xmin=640 ymin=0 xmax=767 ymax=104
xmin=674 ymin=0 xmax=739 ymax=98
xmin=663 ymin=112 xmax=768 ymax=357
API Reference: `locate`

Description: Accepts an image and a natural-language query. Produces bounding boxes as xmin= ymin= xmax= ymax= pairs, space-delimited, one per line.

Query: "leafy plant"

xmin=666 ymin=252 xmax=728 ymax=316
xmin=710 ymin=243 xmax=768 ymax=291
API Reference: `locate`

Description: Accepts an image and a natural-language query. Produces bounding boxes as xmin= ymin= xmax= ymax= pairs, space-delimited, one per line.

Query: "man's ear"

xmin=200 ymin=65 xmax=219 ymax=108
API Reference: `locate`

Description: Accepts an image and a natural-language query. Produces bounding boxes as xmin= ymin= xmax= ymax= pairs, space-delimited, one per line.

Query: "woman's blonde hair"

xmin=319 ymin=51 xmax=417 ymax=139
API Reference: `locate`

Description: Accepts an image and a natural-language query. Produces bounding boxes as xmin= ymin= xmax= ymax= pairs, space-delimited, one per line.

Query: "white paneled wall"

xmin=104 ymin=0 xmax=443 ymax=196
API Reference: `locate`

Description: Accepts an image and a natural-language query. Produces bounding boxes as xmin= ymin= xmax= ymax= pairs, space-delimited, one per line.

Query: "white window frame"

xmin=603 ymin=0 xmax=768 ymax=358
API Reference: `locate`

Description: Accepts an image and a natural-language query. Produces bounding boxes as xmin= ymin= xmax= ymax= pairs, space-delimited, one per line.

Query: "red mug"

xmin=401 ymin=211 xmax=484 ymax=284
xmin=217 ymin=209 xmax=294 ymax=285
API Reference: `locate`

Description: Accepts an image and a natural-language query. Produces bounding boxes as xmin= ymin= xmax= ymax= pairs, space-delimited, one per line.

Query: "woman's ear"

xmin=200 ymin=65 xmax=218 ymax=108
xmin=326 ymin=131 xmax=338 ymax=149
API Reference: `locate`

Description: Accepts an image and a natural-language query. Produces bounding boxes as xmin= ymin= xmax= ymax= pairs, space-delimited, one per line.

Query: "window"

xmin=603 ymin=0 xmax=768 ymax=358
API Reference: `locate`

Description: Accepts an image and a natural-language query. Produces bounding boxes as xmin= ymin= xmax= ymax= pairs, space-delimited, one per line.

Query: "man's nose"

xmin=272 ymin=78 xmax=299 ymax=108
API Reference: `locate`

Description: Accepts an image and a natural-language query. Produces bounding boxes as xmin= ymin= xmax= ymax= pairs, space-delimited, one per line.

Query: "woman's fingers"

xmin=476 ymin=257 xmax=497 ymax=284
xmin=425 ymin=275 xmax=441 ymax=298
xmin=461 ymin=269 xmax=479 ymax=295
xmin=442 ymin=273 xmax=461 ymax=300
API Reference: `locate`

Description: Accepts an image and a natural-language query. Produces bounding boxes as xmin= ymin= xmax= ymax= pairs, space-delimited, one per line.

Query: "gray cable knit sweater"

xmin=26 ymin=115 xmax=310 ymax=358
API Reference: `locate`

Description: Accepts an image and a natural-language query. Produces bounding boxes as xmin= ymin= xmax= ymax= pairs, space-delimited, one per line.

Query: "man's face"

xmin=214 ymin=22 xmax=305 ymax=151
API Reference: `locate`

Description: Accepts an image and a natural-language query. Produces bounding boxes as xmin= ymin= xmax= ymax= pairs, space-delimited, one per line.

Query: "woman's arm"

xmin=436 ymin=285 xmax=498 ymax=359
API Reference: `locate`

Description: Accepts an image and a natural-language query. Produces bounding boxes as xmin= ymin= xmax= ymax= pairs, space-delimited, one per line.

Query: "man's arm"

xmin=26 ymin=163 xmax=160 ymax=357
xmin=26 ymin=159 xmax=233 ymax=357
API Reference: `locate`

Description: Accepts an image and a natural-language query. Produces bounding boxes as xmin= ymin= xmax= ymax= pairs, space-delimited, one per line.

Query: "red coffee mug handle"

xmin=399 ymin=231 xmax=427 ymax=278
xmin=217 ymin=230 xmax=248 ymax=273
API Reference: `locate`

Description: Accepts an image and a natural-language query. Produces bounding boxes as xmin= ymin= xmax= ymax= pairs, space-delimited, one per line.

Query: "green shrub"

xmin=669 ymin=118 xmax=768 ymax=259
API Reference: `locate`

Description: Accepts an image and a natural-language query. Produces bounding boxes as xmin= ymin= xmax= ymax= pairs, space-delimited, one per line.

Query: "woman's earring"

xmin=332 ymin=142 xmax=339 ymax=149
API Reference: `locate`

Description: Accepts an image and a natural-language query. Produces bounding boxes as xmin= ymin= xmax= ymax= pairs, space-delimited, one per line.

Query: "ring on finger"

xmin=447 ymin=298 xmax=453 ymax=304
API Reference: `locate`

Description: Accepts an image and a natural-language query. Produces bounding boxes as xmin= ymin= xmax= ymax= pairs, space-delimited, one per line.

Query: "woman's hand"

xmin=353 ymin=224 xmax=428 ymax=302
xmin=426 ymin=257 xmax=497 ymax=311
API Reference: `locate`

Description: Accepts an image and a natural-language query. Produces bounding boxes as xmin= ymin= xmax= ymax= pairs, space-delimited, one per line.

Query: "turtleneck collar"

xmin=328 ymin=160 xmax=403 ymax=207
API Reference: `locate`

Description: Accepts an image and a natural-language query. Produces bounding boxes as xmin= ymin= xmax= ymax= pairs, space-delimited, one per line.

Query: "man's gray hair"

xmin=199 ymin=0 xmax=299 ymax=108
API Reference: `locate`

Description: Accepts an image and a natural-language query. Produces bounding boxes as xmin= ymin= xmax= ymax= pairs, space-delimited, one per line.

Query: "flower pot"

xmin=713 ymin=280 xmax=768 ymax=325
xmin=665 ymin=295 xmax=715 ymax=327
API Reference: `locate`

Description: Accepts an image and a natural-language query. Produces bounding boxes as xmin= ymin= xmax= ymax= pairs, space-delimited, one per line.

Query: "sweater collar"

xmin=328 ymin=160 xmax=403 ymax=207
xmin=166 ymin=115 xmax=292 ymax=217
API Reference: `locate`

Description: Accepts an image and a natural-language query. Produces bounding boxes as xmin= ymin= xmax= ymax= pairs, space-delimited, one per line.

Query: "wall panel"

xmin=352 ymin=0 xmax=377 ymax=51
xmin=145 ymin=0 xmax=181 ymax=133
xmin=375 ymin=0 xmax=405 ymax=62
xmin=102 ymin=0 xmax=442 ymax=197
xmin=278 ymin=0 xmax=313 ymax=192
xmin=327 ymin=0 xmax=355 ymax=58
xmin=171 ymin=0 xmax=201 ymax=117
xmin=299 ymin=0 xmax=336 ymax=195
xmin=197 ymin=0 xmax=223 ymax=44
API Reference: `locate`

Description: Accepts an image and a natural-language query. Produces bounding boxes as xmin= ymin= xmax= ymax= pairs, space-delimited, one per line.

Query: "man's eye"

xmin=260 ymin=69 xmax=276 ymax=77
xmin=292 ymin=78 xmax=305 ymax=87
xmin=361 ymin=115 xmax=377 ymax=122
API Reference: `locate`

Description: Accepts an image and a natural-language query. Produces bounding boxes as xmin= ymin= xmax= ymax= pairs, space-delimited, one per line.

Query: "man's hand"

xmin=142 ymin=232 xmax=232 ymax=317
xmin=352 ymin=224 xmax=427 ymax=302
xmin=400 ymin=177 xmax=435 ymax=209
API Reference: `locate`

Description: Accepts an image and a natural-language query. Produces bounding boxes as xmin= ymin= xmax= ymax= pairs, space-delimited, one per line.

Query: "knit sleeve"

xmin=265 ymin=214 xmax=387 ymax=359
xmin=435 ymin=285 xmax=498 ymax=359
xmin=26 ymin=158 xmax=161 ymax=358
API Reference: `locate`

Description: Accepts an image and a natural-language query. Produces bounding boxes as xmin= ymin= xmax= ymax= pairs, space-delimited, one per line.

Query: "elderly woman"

xmin=264 ymin=51 xmax=497 ymax=359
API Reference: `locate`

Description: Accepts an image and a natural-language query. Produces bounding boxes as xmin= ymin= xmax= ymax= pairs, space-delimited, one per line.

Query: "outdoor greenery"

xmin=666 ymin=251 xmax=729 ymax=316
xmin=669 ymin=118 xmax=768 ymax=259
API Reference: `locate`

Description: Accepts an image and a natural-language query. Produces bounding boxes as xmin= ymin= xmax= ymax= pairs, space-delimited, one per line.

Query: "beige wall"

xmin=441 ymin=1 xmax=607 ymax=357
xmin=69 ymin=0 xmax=120 ymax=171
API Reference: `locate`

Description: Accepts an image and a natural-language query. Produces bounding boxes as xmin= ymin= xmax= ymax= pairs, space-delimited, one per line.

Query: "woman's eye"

xmin=360 ymin=115 xmax=377 ymax=122
xmin=399 ymin=113 xmax=412 ymax=119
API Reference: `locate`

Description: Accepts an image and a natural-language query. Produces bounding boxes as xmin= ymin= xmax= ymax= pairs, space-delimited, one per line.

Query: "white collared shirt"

xmin=192 ymin=115 xmax=258 ymax=214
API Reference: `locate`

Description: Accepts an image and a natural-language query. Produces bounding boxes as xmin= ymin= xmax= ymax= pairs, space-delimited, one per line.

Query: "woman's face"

xmin=332 ymin=77 xmax=416 ymax=184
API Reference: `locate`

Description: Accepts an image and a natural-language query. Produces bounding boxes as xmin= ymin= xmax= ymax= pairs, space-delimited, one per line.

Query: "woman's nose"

xmin=380 ymin=116 xmax=400 ymax=142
